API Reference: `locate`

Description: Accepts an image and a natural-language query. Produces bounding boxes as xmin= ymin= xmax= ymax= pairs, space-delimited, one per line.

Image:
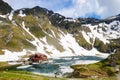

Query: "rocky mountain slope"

xmin=0 ymin=0 xmax=120 ymax=61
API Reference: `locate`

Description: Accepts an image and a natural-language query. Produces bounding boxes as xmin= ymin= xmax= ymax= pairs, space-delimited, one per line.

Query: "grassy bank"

xmin=70 ymin=49 xmax=120 ymax=80
xmin=0 ymin=71 xmax=65 ymax=80
xmin=0 ymin=62 xmax=65 ymax=80
xmin=71 ymin=59 xmax=118 ymax=80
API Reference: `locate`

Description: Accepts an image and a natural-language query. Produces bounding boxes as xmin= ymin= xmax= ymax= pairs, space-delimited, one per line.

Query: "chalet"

xmin=28 ymin=53 xmax=48 ymax=62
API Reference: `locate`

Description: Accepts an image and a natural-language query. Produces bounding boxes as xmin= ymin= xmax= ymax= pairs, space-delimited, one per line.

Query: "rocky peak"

xmin=77 ymin=14 xmax=120 ymax=25
xmin=0 ymin=0 xmax=13 ymax=15
xmin=103 ymin=14 xmax=120 ymax=24
xmin=78 ymin=18 xmax=100 ymax=24
xmin=31 ymin=6 xmax=48 ymax=15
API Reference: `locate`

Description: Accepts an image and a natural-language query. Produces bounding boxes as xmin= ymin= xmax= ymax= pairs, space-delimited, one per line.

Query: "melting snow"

xmin=21 ymin=21 xmax=50 ymax=57
xmin=83 ymin=21 xmax=120 ymax=44
xmin=82 ymin=31 xmax=91 ymax=44
xmin=0 ymin=49 xmax=27 ymax=62
xmin=0 ymin=14 xmax=7 ymax=18
xmin=85 ymin=24 xmax=110 ymax=44
xmin=49 ymin=21 xmax=51 ymax=24
xmin=8 ymin=11 xmax=14 ymax=21
xmin=60 ymin=66 xmax=74 ymax=74
xmin=17 ymin=65 xmax=32 ymax=69
xmin=0 ymin=24 xmax=110 ymax=61
xmin=12 ymin=21 xmax=18 ymax=26
xmin=18 ymin=10 xmax=26 ymax=17
xmin=0 ymin=21 xmax=110 ymax=62
xmin=108 ymin=21 xmax=120 ymax=34
xmin=64 ymin=18 xmax=76 ymax=22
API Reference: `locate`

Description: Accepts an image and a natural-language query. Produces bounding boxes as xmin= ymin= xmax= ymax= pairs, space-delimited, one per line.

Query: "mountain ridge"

xmin=0 ymin=0 xmax=120 ymax=61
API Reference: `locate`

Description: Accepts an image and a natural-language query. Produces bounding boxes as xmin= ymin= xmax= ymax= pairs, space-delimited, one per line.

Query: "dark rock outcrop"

xmin=0 ymin=0 xmax=12 ymax=14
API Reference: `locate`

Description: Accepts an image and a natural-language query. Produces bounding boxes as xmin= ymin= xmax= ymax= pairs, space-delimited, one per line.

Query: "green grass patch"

xmin=0 ymin=62 xmax=65 ymax=80
xmin=0 ymin=71 xmax=65 ymax=80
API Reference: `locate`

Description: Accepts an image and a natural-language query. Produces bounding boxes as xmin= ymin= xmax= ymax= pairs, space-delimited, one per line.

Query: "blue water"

xmin=17 ymin=56 xmax=105 ymax=76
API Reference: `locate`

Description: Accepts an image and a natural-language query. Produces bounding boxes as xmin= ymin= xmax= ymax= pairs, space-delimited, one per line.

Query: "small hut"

xmin=28 ymin=53 xmax=48 ymax=62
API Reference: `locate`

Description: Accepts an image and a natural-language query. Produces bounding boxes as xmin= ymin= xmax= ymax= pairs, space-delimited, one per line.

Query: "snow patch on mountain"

xmin=0 ymin=21 xmax=110 ymax=62
xmin=99 ymin=21 xmax=120 ymax=39
xmin=12 ymin=20 xmax=17 ymax=26
xmin=18 ymin=10 xmax=26 ymax=17
xmin=21 ymin=21 xmax=48 ymax=55
xmin=59 ymin=33 xmax=84 ymax=56
xmin=107 ymin=21 xmax=120 ymax=34
xmin=82 ymin=20 xmax=120 ymax=44
xmin=64 ymin=18 xmax=76 ymax=22
xmin=20 ymin=21 xmax=111 ymax=58
xmin=88 ymin=24 xmax=110 ymax=44
xmin=25 ymin=26 xmax=109 ymax=58
xmin=0 ymin=49 xmax=27 ymax=62
xmin=1 ymin=16 xmax=119 ymax=62
xmin=49 ymin=21 xmax=51 ymax=25
xmin=0 ymin=14 xmax=7 ymax=18
xmin=8 ymin=10 xmax=14 ymax=20
xmin=51 ymin=30 xmax=56 ymax=38
xmin=82 ymin=31 xmax=91 ymax=44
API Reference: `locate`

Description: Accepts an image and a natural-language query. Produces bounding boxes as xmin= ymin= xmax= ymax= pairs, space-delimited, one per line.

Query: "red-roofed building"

xmin=28 ymin=53 xmax=48 ymax=62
